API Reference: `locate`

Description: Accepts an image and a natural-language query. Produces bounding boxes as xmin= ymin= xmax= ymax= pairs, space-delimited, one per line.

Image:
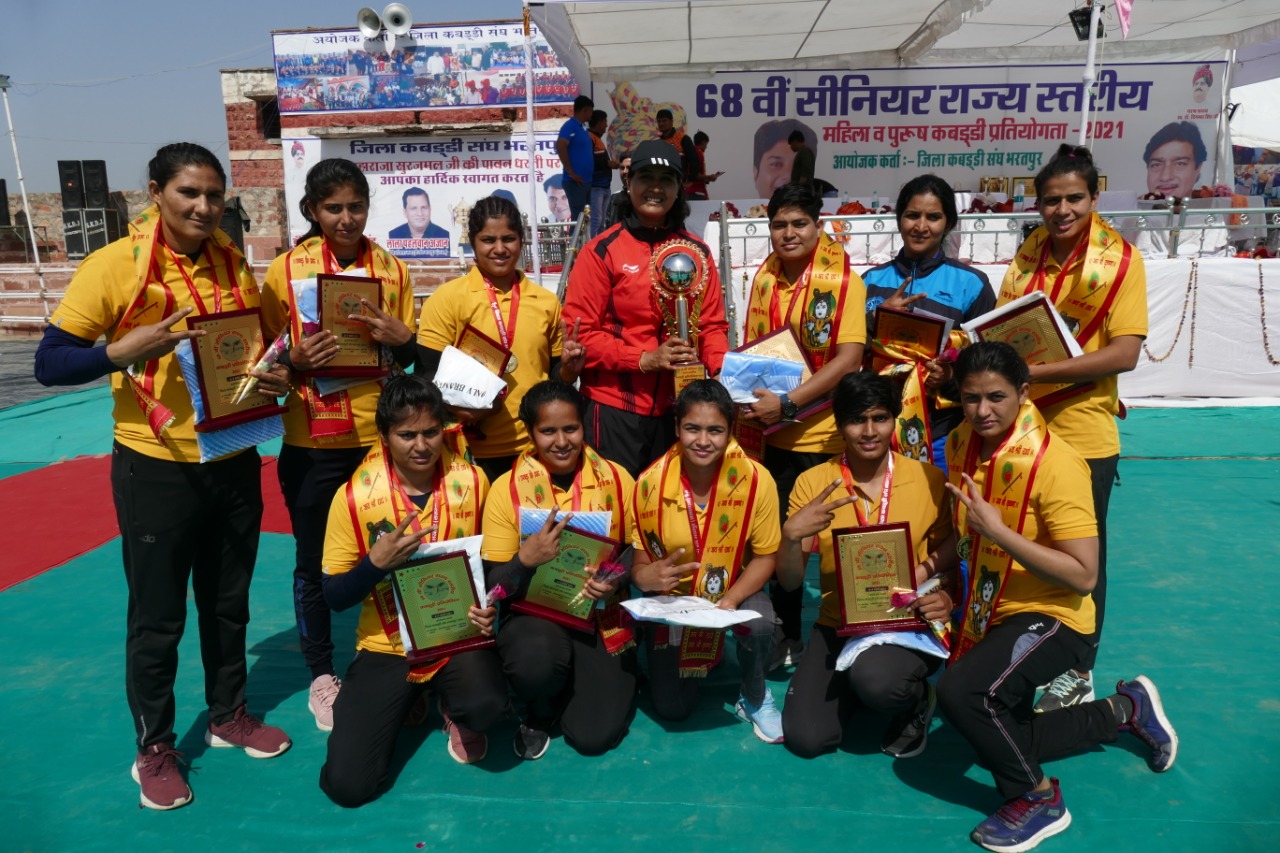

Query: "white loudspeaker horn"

xmin=356 ymin=7 xmax=382 ymax=39
xmin=382 ymin=4 xmax=413 ymax=36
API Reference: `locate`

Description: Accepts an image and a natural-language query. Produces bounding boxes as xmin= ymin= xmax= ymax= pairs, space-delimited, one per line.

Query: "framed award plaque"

xmin=733 ymin=326 xmax=830 ymax=437
xmin=513 ymin=528 xmax=620 ymax=633
xmin=874 ymin=306 xmax=953 ymax=360
xmin=456 ymin=323 xmax=513 ymax=377
xmin=390 ymin=550 xmax=495 ymax=665
xmin=187 ymin=308 xmax=288 ymax=432
xmin=315 ymin=274 xmax=387 ymax=378
xmin=832 ymin=522 xmax=922 ymax=637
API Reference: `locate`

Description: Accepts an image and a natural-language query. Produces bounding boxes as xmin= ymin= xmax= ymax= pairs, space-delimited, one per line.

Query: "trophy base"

xmin=672 ymin=362 xmax=708 ymax=398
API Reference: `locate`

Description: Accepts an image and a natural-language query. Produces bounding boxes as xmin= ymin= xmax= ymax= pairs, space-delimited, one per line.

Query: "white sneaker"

xmin=308 ymin=674 xmax=341 ymax=732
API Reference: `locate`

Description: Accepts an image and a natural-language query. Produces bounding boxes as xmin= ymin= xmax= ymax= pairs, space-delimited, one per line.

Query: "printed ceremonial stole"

xmin=114 ymin=204 xmax=250 ymax=446
xmin=1001 ymin=213 xmax=1133 ymax=407
xmin=508 ymin=445 xmax=634 ymax=654
xmin=344 ymin=440 xmax=482 ymax=682
xmin=869 ymin=310 xmax=966 ymax=464
xmin=946 ymin=402 xmax=1050 ymax=663
xmin=636 ymin=440 xmax=759 ymax=677
xmin=285 ymin=236 xmax=403 ymax=441
xmin=745 ymin=231 xmax=851 ymax=371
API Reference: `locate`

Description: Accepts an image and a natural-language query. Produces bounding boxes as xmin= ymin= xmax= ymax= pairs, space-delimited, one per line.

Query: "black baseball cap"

xmin=630 ymin=139 xmax=683 ymax=179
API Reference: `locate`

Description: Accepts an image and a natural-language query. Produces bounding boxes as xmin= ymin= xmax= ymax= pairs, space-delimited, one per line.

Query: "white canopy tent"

xmin=528 ymin=1 xmax=1280 ymax=186
xmin=1230 ymin=77 xmax=1280 ymax=150
xmin=530 ymin=1 xmax=1280 ymax=82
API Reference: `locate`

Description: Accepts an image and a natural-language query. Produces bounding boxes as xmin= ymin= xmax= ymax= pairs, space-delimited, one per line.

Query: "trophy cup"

xmin=650 ymin=240 xmax=709 ymax=397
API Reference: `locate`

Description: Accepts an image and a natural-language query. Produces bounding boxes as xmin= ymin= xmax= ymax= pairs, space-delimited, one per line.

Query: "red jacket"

xmin=563 ymin=223 xmax=729 ymax=416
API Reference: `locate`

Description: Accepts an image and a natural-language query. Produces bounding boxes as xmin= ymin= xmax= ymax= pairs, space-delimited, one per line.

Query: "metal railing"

xmin=716 ymin=206 xmax=1280 ymax=270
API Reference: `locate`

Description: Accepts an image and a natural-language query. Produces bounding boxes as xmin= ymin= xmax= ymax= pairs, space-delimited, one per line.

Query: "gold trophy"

xmin=650 ymin=240 xmax=709 ymax=397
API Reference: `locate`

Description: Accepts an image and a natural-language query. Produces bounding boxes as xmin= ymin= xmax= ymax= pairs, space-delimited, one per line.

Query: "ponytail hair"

xmin=1034 ymin=144 xmax=1099 ymax=198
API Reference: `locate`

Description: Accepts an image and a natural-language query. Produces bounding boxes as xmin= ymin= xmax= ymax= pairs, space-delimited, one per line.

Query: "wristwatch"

xmin=778 ymin=393 xmax=799 ymax=420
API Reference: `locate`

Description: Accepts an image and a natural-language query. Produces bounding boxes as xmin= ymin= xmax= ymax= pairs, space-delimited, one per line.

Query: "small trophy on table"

xmin=651 ymin=240 xmax=709 ymax=397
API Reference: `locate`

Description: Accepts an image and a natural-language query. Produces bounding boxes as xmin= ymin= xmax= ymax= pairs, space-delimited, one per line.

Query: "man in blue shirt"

xmin=556 ymin=95 xmax=595 ymax=223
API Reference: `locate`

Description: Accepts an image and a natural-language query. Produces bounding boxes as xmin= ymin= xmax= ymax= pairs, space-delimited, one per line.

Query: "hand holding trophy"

xmin=650 ymin=240 xmax=710 ymax=396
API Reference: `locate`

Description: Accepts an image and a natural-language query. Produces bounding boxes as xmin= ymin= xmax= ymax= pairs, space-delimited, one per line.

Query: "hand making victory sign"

xmin=107 ymin=306 xmax=203 ymax=367
xmin=559 ymin=317 xmax=586 ymax=382
xmin=782 ymin=479 xmax=856 ymax=544
xmin=367 ymin=514 xmax=438 ymax=572
xmin=351 ymin=297 xmax=414 ymax=347
xmin=518 ymin=510 xmax=574 ymax=569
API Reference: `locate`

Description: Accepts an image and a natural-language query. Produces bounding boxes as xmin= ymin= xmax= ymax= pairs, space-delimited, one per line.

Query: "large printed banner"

xmin=602 ymin=62 xmax=1225 ymax=201
xmin=283 ymin=134 xmax=566 ymax=260
xmin=273 ymin=21 xmax=576 ymax=113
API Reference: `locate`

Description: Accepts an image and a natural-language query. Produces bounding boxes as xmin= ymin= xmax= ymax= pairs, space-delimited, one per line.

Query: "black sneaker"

xmin=513 ymin=722 xmax=550 ymax=760
xmin=768 ymin=636 xmax=804 ymax=672
xmin=881 ymin=682 xmax=936 ymax=759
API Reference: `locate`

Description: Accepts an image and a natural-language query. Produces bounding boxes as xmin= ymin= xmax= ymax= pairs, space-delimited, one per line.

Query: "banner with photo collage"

xmin=272 ymin=20 xmax=577 ymax=114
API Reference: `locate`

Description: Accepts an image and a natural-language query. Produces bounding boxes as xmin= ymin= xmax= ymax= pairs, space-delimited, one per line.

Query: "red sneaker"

xmin=441 ymin=703 xmax=487 ymax=764
xmin=205 ymin=706 xmax=292 ymax=759
xmin=131 ymin=744 xmax=193 ymax=810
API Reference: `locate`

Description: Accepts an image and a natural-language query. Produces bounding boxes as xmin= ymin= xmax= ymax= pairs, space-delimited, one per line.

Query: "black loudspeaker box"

xmin=58 ymin=160 xmax=84 ymax=210
xmin=63 ymin=210 xmax=87 ymax=260
xmin=82 ymin=160 xmax=109 ymax=209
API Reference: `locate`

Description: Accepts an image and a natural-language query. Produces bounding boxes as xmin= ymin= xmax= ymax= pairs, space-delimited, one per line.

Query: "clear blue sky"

xmin=0 ymin=0 xmax=526 ymax=194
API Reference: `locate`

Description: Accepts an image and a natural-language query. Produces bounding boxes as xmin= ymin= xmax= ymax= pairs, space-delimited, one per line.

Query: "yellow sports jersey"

xmin=321 ymin=461 xmax=490 ymax=656
xmin=50 ymin=236 xmax=260 ymax=463
xmin=633 ymin=460 xmax=781 ymax=597
xmin=261 ymin=242 xmax=414 ymax=449
xmin=998 ymin=250 xmax=1147 ymax=459
xmin=753 ymin=268 xmax=866 ymax=455
xmin=418 ymin=268 xmax=563 ymax=458
xmin=481 ymin=460 xmax=636 ymax=563
xmin=960 ymin=434 xmax=1098 ymax=635
xmin=790 ymin=453 xmax=951 ymax=629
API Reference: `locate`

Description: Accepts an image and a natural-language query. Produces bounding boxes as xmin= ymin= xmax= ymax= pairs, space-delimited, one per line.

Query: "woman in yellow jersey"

xmin=937 ymin=342 xmax=1176 ymax=853
xmin=261 ymin=158 xmax=417 ymax=733
xmin=417 ymin=195 xmax=585 ymax=483
xmin=482 ymin=380 xmax=637 ymax=760
xmin=632 ymin=380 xmax=783 ymax=743
xmin=740 ymin=181 xmax=866 ymax=669
xmin=777 ymin=372 xmax=955 ymax=759
xmin=33 ymin=143 xmax=292 ymax=810
xmin=996 ymin=145 xmax=1148 ymax=711
xmin=319 ymin=375 xmax=505 ymax=807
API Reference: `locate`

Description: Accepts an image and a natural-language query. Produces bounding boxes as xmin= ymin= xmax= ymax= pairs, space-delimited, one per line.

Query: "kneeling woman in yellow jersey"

xmin=482 ymin=380 xmax=637 ymax=760
xmin=417 ymin=195 xmax=584 ymax=483
xmin=261 ymin=158 xmax=417 ymax=733
xmin=778 ymin=372 xmax=956 ymax=759
xmin=938 ymin=342 xmax=1176 ymax=853
xmin=632 ymin=380 xmax=784 ymax=743
xmin=319 ymin=375 xmax=506 ymax=807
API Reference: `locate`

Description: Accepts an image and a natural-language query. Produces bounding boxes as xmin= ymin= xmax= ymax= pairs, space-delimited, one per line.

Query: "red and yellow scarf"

xmin=508 ymin=445 xmax=634 ymax=653
xmin=946 ymin=401 xmax=1050 ymax=662
xmin=635 ymin=439 xmax=760 ymax=677
xmin=114 ymin=205 xmax=253 ymax=446
xmin=745 ymin=231 xmax=852 ymax=370
xmin=869 ymin=322 xmax=966 ymax=465
xmin=344 ymin=439 xmax=483 ymax=682
xmin=285 ymin=235 xmax=407 ymax=441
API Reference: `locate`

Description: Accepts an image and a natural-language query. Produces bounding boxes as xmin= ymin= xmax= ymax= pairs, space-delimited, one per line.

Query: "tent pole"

xmin=523 ymin=2 xmax=543 ymax=288
xmin=1077 ymin=1 xmax=1104 ymax=148
xmin=1214 ymin=49 xmax=1236 ymax=187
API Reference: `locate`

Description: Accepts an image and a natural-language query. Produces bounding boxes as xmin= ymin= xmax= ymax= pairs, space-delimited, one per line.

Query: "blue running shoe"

xmin=735 ymin=690 xmax=784 ymax=744
xmin=971 ymin=778 xmax=1071 ymax=853
xmin=1115 ymin=675 xmax=1178 ymax=772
